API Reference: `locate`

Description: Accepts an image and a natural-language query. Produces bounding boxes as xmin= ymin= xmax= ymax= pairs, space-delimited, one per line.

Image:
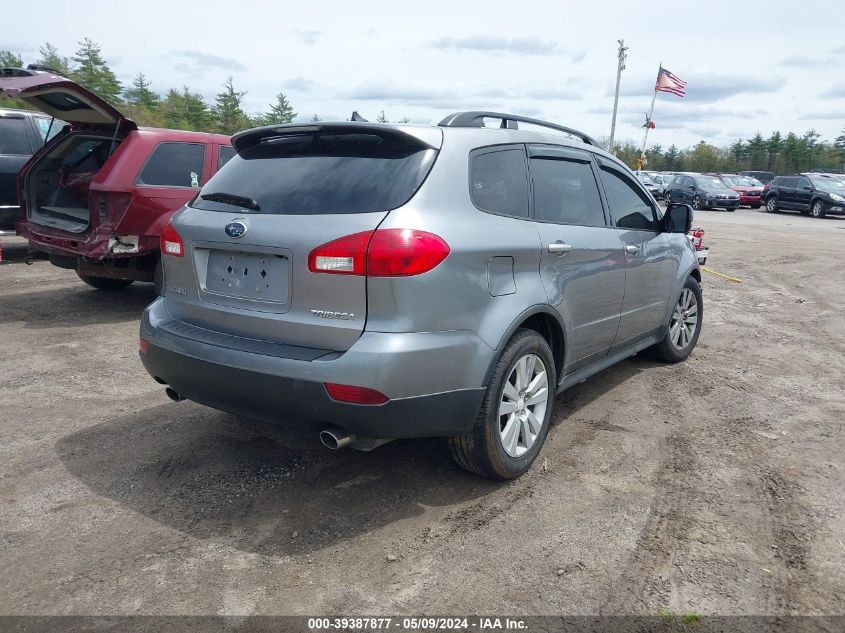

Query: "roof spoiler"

xmin=438 ymin=111 xmax=597 ymax=146
xmin=231 ymin=121 xmax=442 ymax=154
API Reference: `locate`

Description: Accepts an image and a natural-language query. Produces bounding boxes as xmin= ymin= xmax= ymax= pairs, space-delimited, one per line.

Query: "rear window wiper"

xmin=199 ymin=191 xmax=261 ymax=212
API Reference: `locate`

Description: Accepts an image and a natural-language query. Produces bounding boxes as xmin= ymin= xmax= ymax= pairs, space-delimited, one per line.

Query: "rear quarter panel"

xmin=365 ymin=132 xmax=550 ymax=354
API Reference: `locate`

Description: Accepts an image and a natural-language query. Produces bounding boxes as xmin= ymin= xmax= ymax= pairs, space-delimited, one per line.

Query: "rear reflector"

xmin=308 ymin=229 xmax=449 ymax=277
xmin=139 ymin=338 xmax=149 ymax=354
xmin=324 ymin=383 xmax=389 ymax=405
xmin=160 ymin=219 xmax=184 ymax=257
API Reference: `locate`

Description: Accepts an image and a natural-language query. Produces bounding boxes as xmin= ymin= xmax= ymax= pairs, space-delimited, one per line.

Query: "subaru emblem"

xmin=224 ymin=220 xmax=247 ymax=239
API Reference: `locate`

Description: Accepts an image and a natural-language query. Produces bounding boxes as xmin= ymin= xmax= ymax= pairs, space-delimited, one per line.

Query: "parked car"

xmin=763 ymin=174 xmax=845 ymax=218
xmin=711 ymin=173 xmax=763 ymax=209
xmin=0 ymin=68 xmax=232 ymax=292
xmin=636 ymin=172 xmax=662 ymax=199
xmin=649 ymin=172 xmax=675 ymax=197
xmin=665 ymin=174 xmax=740 ymax=210
xmin=139 ymin=111 xmax=703 ymax=480
xmin=0 ymin=106 xmax=65 ymax=231
xmin=739 ymin=170 xmax=775 ymax=184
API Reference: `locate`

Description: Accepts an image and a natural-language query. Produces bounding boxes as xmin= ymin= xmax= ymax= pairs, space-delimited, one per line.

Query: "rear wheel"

xmin=765 ymin=196 xmax=778 ymax=213
xmin=664 ymin=191 xmax=672 ymax=204
xmin=646 ymin=277 xmax=703 ymax=363
xmin=76 ymin=272 xmax=133 ymax=291
xmin=810 ymin=200 xmax=826 ymax=219
xmin=448 ymin=328 xmax=556 ymax=480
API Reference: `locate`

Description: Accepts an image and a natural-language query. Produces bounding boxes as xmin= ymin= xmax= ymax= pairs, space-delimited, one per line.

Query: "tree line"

xmin=2 ymin=38 xmax=843 ymax=174
xmin=0 ymin=39 xmax=297 ymax=134
xmin=610 ymin=128 xmax=845 ymax=175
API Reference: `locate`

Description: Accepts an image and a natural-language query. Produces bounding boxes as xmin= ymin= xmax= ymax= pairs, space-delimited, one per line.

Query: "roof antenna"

xmin=351 ymin=111 xmax=368 ymax=122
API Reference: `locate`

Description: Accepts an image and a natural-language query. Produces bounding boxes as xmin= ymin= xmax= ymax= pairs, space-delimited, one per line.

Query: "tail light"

xmin=325 ymin=383 xmax=389 ymax=405
xmin=160 ymin=220 xmax=185 ymax=257
xmin=139 ymin=338 xmax=149 ymax=354
xmin=93 ymin=192 xmax=132 ymax=224
xmin=308 ymin=229 xmax=450 ymax=277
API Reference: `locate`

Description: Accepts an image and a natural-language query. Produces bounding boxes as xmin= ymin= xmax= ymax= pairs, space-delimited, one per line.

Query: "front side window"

xmin=0 ymin=117 xmax=32 ymax=155
xmin=795 ymin=177 xmax=811 ymax=189
xmin=470 ymin=148 xmax=529 ymax=218
xmin=598 ymin=161 xmax=658 ymax=231
xmin=137 ymin=142 xmax=205 ymax=187
xmin=530 ymin=157 xmax=605 ymax=227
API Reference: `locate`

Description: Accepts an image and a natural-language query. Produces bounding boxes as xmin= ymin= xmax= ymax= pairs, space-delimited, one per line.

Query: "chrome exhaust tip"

xmin=319 ymin=427 xmax=355 ymax=450
xmin=165 ymin=387 xmax=184 ymax=402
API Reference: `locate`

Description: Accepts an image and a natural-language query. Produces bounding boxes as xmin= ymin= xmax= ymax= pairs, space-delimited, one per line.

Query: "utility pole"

xmin=608 ymin=39 xmax=627 ymax=156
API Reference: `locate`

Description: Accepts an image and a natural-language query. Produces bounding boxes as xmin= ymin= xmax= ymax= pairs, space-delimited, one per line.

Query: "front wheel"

xmin=664 ymin=191 xmax=672 ymax=204
xmin=646 ymin=277 xmax=703 ymax=363
xmin=76 ymin=272 xmax=134 ymax=291
xmin=765 ymin=197 xmax=778 ymax=213
xmin=810 ymin=200 xmax=826 ymax=218
xmin=448 ymin=328 xmax=556 ymax=480
xmin=692 ymin=195 xmax=702 ymax=210
xmin=751 ymin=204 xmax=761 ymax=209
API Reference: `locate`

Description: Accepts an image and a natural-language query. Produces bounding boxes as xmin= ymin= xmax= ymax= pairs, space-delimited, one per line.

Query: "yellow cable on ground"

xmin=701 ymin=266 xmax=742 ymax=283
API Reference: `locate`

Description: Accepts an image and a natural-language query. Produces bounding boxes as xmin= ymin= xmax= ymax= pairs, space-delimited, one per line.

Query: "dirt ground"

xmin=0 ymin=207 xmax=843 ymax=618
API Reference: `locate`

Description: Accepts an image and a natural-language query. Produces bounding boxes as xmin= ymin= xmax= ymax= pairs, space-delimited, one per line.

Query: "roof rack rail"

xmin=438 ymin=111 xmax=597 ymax=146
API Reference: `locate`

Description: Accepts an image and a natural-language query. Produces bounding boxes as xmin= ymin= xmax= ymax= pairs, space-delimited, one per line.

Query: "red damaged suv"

xmin=0 ymin=68 xmax=231 ymax=292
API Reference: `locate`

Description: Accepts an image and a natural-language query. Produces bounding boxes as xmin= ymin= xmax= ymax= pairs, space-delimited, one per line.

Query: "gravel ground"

xmin=0 ymin=207 xmax=843 ymax=617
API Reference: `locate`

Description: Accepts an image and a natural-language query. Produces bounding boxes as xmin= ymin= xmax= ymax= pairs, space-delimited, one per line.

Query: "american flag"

xmin=655 ymin=66 xmax=686 ymax=97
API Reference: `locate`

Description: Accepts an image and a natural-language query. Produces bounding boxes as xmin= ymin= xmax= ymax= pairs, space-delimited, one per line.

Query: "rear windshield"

xmin=192 ymin=132 xmax=437 ymax=215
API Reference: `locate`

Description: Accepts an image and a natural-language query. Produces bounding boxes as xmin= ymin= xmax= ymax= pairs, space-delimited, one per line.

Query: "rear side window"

xmin=218 ymin=145 xmax=236 ymax=169
xmin=530 ymin=157 xmax=605 ymax=227
xmin=598 ymin=162 xmax=658 ymax=231
xmin=137 ymin=142 xmax=205 ymax=187
xmin=0 ymin=117 xmax=32 ymax=155
xmin=470 ymin=148 xmax=529 ymax=218
xmin=194 ymin=132 xmax=437 ymax=215
xmin=35 ymin=117 xmax=65 ymax=143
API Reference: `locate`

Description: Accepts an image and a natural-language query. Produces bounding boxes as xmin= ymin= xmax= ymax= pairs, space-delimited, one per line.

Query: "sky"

xmin=4 ymin=0 xmax=845 ymax=149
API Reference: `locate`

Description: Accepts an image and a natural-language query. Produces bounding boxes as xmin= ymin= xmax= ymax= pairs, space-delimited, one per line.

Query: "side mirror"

xmin=664 ymin=203 xmax=693 ymax=234
xmin=803 ymin=186 xmax=813 ymax=191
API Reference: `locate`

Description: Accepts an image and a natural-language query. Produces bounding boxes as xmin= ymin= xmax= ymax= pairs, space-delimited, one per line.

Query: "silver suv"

xmin=140 ymin=111 xmax=702 ymax=479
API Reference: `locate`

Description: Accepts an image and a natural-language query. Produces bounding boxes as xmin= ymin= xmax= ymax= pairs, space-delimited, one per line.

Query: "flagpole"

xmin=638 ymin=64 xmax=660 ymax=171
xmin=608 ymin=39 xmax=627 ymax=156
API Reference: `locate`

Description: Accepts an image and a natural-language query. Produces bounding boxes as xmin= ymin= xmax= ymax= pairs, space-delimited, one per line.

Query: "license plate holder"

xmin=205 ymin=250 xmax=289 ymax=303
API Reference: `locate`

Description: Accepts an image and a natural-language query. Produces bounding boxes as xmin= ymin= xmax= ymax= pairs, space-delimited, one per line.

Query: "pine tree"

xmin=212 ymin=77 xmax=249 ymax=134
xmin=0 ymin=50 xmax=24 ymax=69
xmin=311 ymin=114 xmax=321 ymax=122
xmin=71 ymin=38 xmax=122 ymax=104
xmin=124 ymin=73 xmax=159 ymax=109
xmin=376 ymin=110 xmax=389 ymax=123
xmin=36 ymin=42 xmax=72 ymax=76
xmin=264 ymin=92 xmax=296 ymax=125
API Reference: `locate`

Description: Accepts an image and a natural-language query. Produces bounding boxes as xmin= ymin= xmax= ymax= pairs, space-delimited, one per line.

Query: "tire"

xmin=448 ymin=328 xmax=556 ymax=480
xmin=646 ymin=277 xmax=703 ymax=363
xmin=664 ymin=191 xmax=671 ymax=204
xmin=692 ymin=195 xmax=702 ymax=210
xmin=751 ymin=204 xmax=761 ymax=210
xmin=76 ymin=272 xmax=134 ymax=291
xmin=765 ymin=196 xmax=778 ymax=213
xmin=153 ymin=257 xmax=164 ymax=295
xmin=810 ymin=200 xmax=826 ymax=219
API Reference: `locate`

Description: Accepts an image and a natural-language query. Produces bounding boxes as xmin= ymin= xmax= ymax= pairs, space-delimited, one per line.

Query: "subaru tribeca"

xmin=139 ymin=111 xmax=703 ymax=479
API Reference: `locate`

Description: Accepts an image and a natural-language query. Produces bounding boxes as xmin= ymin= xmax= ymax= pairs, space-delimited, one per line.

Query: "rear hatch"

xmin=162 ymin=123 xmax=442 ymax=351
xmin=0 ymin=68 xmax=135 ymax=234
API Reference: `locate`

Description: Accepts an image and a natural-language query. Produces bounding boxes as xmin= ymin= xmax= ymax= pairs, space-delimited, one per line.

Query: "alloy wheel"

xmin=498 ymin=353 xmax=549 ymax=458
xmin=670 ymin=288 xmax=699 ymax=351
xmin=766 ymin=198 xmax=777 ymax=212
xmin=811 ymin=201 xmax=823 ymax=218
xmin=692 ymin=195 xmax=701 ymax=210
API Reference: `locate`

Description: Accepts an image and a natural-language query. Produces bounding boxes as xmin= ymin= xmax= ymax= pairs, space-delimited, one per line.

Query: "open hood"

xmin=0 ymin=68 xmax=135 ymax=130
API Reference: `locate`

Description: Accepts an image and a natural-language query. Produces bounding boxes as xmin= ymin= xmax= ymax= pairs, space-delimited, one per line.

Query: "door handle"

xmin=548 ymin=242 xmax=574 ymax=254
xmin=625 ymin=245 xmax=640 ymax=255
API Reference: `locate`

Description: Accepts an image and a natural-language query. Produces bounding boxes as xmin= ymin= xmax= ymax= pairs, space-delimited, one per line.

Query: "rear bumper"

xmin=139 ymin=298 xmax=491 ymax=438
xmin=17 ymin=218 xmax=159 ymax=259
xmin=739 ymin=194 xmax=761 ymax=205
